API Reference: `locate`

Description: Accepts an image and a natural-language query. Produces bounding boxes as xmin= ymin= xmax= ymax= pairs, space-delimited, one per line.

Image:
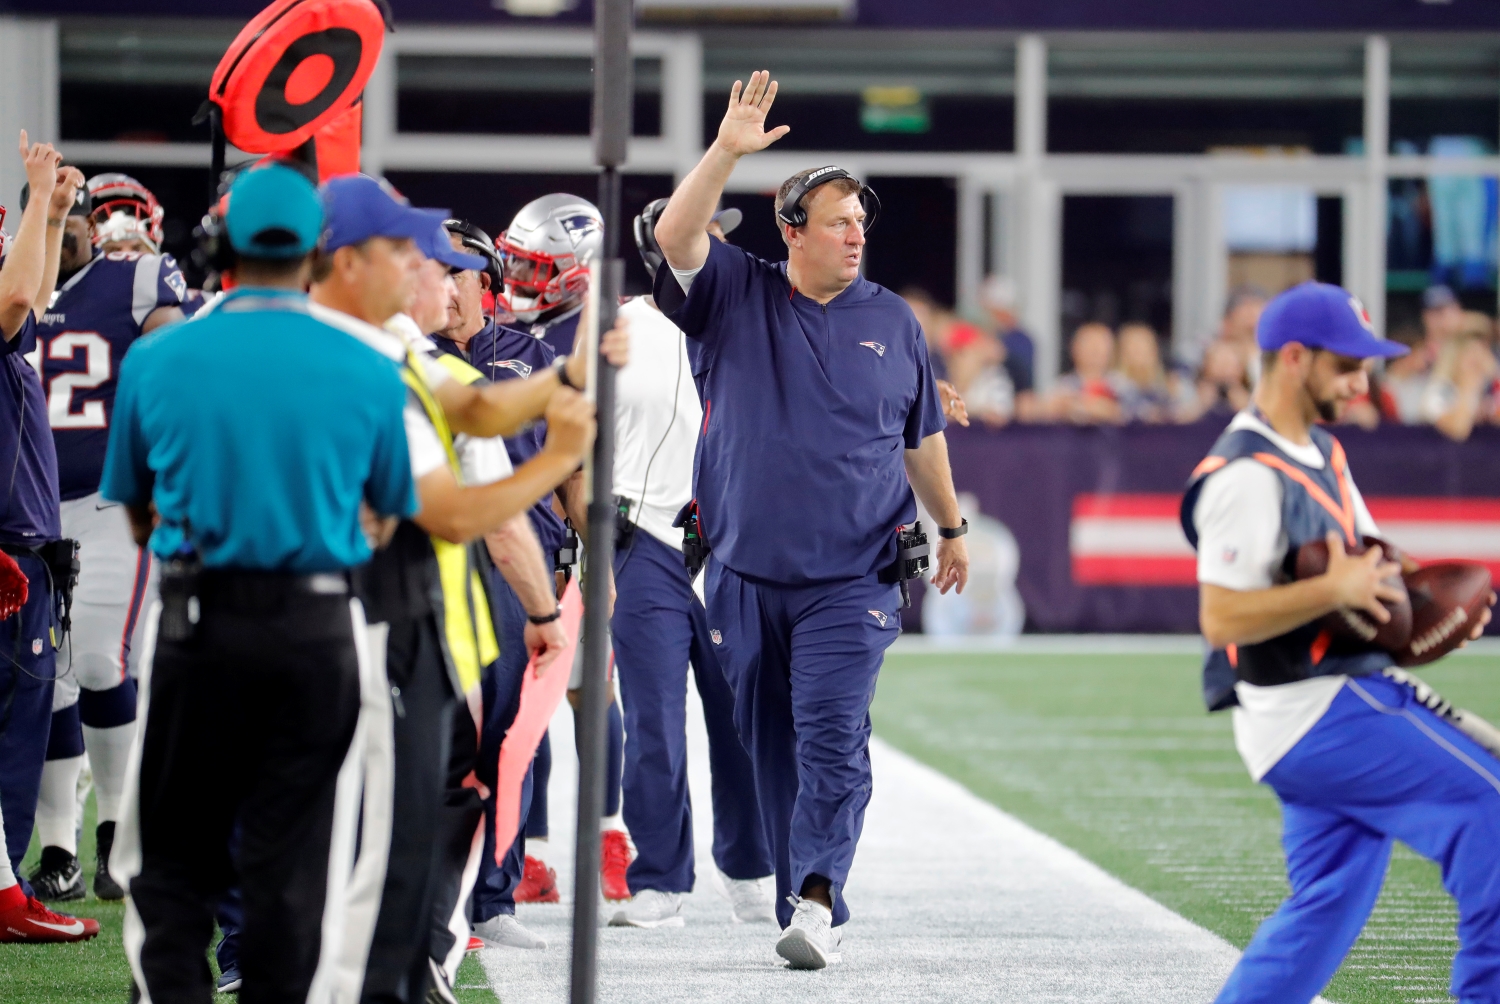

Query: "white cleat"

xmin=608 ymin=889 xmax=685 ymax=929
xmin=716 ymin=870 xmax=777 ymax=924
xmin=775 ymin=899 xmax=841 ymax=970
xmin=471 ymin=914 xmax=547 ymax=950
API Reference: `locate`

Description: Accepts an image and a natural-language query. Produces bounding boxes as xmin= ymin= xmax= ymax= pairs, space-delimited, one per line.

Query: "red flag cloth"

xmin=493 ymin=581 xmax=582 ymax=860
xmin=0 ymin=550 xmax=29 ymax=621
xmin=313 ymin=100 xmax=363 ymax=180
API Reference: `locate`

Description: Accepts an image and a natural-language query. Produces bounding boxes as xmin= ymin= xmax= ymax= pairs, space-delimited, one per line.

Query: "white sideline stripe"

xmin=887 ymin=634 xmax=1500 ymax=656
xmin=480 ymin=684 xmax=1308 ymax=1002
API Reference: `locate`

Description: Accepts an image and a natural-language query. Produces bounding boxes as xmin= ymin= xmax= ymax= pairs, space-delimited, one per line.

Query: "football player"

xmin=468 ymin=198 xmax=634 ymax=905
xmin=25 ymin=172 xmax=184 ymax=903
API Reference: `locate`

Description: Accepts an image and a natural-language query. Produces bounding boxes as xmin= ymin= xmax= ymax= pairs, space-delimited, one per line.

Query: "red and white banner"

xmin=1070 ymin=494 xmax=1500 ymax=586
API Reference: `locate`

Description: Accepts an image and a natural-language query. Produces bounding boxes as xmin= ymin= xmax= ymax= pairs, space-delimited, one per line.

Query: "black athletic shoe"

xmin=94 ymin=822 xmax=126 ymax=901
xmin=27 ymin=845 xmax=85 ymax=902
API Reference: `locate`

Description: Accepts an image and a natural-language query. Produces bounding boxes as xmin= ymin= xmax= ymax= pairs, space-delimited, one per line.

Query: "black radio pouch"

xmin=879 ymin=521 xmax=931 ymax=608
xmin=673 ymin=499 xmax=709 ymax=578
xmin=158 ymin=553 xmax=203 ymax=643
xmin=35 ymin=538 xmax=80 ymax=635
xmin=554 ymin=520 xmax=580 ymax=586
xmin=613 ymin=495 xmax=637 ymax=554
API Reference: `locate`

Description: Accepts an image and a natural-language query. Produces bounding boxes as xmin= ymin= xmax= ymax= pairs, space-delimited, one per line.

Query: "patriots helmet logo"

xmin=860 ymin=341 xmax=886 ymax=357
xmin=868 ymin=609 xmax=889 ymax=628
xmin=494 ymin=359 xmax=533 ymax=378
xmin=559 ymin=214 xmax=602 ymax=249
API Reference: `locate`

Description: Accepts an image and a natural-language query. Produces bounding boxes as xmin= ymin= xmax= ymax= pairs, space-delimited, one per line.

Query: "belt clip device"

xmin=555 ymin=519 xmax=581 ymax=586
xmin=674 ymin=500 xmax=709 ymax=578
xmin=881 ymin=521 xmax=931 ymax=609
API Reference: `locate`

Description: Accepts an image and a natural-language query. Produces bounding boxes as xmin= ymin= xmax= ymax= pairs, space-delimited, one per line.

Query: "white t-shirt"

xmin=1193 ymin=409 xmax=1380 ymax=781
xmin=613 ymin=297 xmax=700 ymax=552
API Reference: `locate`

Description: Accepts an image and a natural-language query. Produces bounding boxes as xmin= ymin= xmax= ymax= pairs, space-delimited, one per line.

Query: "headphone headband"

xmin=775 ymin=166 xmax=879 ymax=235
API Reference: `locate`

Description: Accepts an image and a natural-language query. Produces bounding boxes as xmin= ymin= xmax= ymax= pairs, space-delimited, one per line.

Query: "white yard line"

xmin=888 ymin=633 xmax=1500 ymax=657
xmin=480 ymin=683 xmax=1305 ymax=1003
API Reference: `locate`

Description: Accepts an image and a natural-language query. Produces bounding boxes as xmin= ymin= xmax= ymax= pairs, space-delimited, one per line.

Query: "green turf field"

xmin=872 ymin=649 xmax=1500 ymax=1004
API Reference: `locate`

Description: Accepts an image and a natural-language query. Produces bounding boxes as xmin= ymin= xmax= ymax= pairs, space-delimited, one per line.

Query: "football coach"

xmin=652 ymin=71 xmax=968 ymax=969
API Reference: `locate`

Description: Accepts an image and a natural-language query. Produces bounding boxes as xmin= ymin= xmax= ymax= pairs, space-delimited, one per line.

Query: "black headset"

xmin=775 ymin=166 xmax=879 ymax=234
xmin=632 ymin=197 xmax=670 ymax=281
xmin=193 ymin=156 xmax=320 ymax=280
xmin=443 ymin=218 xmax=504 ymax=292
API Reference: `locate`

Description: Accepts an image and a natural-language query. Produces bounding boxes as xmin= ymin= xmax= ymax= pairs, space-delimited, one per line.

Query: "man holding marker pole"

xmin=652 ymin=71 xmax=968 ymax=969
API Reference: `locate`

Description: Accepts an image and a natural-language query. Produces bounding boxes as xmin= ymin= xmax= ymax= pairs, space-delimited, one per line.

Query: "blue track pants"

xmin=703 ymin=558 xmax=900 ymax=928
xmin=1217 ymin=673 xmax=1500 ymax=1004
xmin=0 ymin=554 xmax=56 ymax=895
xmin=612 ymin=532 xmax=770 ymax=895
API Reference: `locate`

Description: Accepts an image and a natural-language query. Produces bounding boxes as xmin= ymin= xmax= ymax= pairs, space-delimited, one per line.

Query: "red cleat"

xmin=514 ymin=855 xmax=560 ymax=904
xmin=600 ymin=830 xmax=633 ymax=903
xmin=466 ymin=935 xmax=484 ymax=953
xmin=0 ymin=884 xmax=100 ymax=943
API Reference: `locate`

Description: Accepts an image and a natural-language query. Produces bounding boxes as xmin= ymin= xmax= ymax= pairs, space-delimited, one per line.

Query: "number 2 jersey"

xmin=37 ymin=250 xmax=186 ymax=500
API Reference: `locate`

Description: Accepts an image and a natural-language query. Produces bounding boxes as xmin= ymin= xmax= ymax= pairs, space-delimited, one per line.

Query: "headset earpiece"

xmin=776 ymin=166 xmax=878 ymax=235
xmin=632 ymin=197 xmax=670 ymax=281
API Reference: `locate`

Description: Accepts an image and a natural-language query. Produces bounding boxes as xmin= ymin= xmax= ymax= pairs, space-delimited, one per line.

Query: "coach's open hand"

xmin=47 ymin=165 xmax=85 ymax=220
xmin=937 ymin=380 xmax=969 ymax=427
xmin=931 ymin=536 xmax=969 ymax=595
xmin=716 ymin=70 xmax=791 ymax=157
xmin=19 ymin=130 xmax=62 ymax=202
xmin=542 ymin=387 xmax=596 ymax=464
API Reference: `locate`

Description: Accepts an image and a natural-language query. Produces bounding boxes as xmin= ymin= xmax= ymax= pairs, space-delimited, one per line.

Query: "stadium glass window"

xmin=60 ymin=21 xmax=234 ymax=143
xmin=395 ymin=56 xmax=662 ymax=136
xmin=1047 ymin=37 xmax=1365 ymax=155
xmin=1389 ymin=38 xmax=1500 ymax=154
xmin=701 ymin=30 xmax=1015 ymax=152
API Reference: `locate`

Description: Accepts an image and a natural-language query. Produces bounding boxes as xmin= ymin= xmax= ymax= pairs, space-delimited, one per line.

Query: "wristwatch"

xmin=553 ymin=356 xmax=579 ymax=391
xmin=937 ymin=519 xmax=969 ymax=539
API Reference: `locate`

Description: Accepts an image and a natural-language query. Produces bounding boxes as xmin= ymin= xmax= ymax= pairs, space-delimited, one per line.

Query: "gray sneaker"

xmin=608 ymin=889 xmax=684 ymax=929
xmin=775 ymin=899 xmax=842 ymax=970
xmin=715 ymin=870 xmax=776 ymax=924
xmin=471 ymin=914 xmax=547 ymax=950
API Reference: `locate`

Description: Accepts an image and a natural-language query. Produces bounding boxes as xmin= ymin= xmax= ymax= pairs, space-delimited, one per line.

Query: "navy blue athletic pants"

xmin=703 ymin=557 xmax=900 ymax=928
xmin=1217 ymin=673 xmax=1500 ymax=1004
xmin=0 ymin=553 xmax=56 ymax=895
xmin=471 ymin=568 xmax=534 ymax=923
xmin=613 ymin=532 xmax=769 ymax=894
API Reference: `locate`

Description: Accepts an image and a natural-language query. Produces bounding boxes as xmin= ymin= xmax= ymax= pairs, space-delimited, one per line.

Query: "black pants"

xmin=428 ymin=690 xmax=484 ymax=976
xmin=129 ymin=584 xmax=361 ymax=1004
xmin=361 ymin=614 xmax=456 ymax=1004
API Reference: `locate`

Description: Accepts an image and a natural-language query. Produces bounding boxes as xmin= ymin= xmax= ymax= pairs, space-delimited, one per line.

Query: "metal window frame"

xmin=16 ymin=19 xmax=1500 ymax=390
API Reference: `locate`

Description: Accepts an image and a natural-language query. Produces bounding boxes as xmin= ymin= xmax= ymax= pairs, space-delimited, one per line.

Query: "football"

xmin=1395 ymin=562 xmax=1494 ymax=667
xmin=1293 ymin=535 xmax=1413 ymax=651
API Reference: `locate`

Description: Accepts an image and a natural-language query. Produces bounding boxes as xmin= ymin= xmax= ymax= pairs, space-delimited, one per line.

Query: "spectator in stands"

xmin=1046 ymin=322 xmax=1122 ymax=424
xmin=1186 ymin=340 xmax=1252 ymax=421
xmin=1422 ymin=310 xmax=1499 ymax=442
xmin=1374 ymin=327 xmax=1429 ymax=424
xmin=978 ymin=275 xmax=1038 ymax=419
xmin=946 ymin=325 xmax=1014 ymax=426
xmin=1422 ymin=284 xmax=1465 ymax=361
xmin=1113 ymin=322 xmax=1194 ymax=423
xmin=900 ymin=287 xmax=953 ymax=379
xmin=1217 ymin=284 xmax=1269 ymax=358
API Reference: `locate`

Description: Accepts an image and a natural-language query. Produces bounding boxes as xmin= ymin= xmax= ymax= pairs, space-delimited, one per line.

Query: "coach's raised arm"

xmin=647 ymin=72 xmax=968 ymax=969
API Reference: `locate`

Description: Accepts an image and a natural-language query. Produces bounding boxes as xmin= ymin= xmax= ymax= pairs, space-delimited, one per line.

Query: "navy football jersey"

xmin=36 ymin=251 xmax=185 ymax=500
xmin=468 ymin=319 xmax=567 ymax=562
xmin=0 ymin=314 xmax=61 ymax=545
xmin=523 ymin=306 xmax=582 ymax=358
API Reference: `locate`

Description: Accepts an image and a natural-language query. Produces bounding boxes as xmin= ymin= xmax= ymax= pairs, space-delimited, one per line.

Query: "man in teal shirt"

xmin=100 ymin=161 xmax=416 ymax=1004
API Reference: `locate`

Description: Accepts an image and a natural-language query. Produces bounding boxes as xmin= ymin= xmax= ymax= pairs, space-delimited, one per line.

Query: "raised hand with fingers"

xmin=19 ymin=130 xmax=62 ymax=202
xmin=715 ymin=70 xmax=791 ymax=157
xmin=48 ymin=165 xmax=85 ymax=219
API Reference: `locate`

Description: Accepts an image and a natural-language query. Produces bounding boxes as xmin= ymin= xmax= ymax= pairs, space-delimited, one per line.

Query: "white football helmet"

xmin=87 ymin=173 xmax=165 ymax=253
xmin=496 ymin=193 xmax=602 ymax=321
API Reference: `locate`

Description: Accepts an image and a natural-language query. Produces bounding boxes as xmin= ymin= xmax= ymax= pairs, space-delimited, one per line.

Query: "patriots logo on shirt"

xmin=868 ymin=609 xmax=889 ymax=627
xmin=860 ymin=341 xmax=886 ymax=357
xmin=494 ymin=359 xmax=533 ymax=378
xmin=164 ymin=268 xmax=188 ymax=301
xmin=710 ymin=629 xmax=722 ymax=645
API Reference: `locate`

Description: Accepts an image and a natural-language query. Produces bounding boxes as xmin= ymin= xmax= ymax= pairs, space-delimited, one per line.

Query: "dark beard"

xmin=58 ymin=233 xmax=88 ymax=280
xmin=1315 ymin=398 xmax=1339 ymax=423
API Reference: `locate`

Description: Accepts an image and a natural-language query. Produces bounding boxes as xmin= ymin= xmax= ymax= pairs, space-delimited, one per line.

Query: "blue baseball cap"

xmin=321 ymin=173 xmax=453 ymax=254
xmin=225 ymin=163 xmax=322 ymax=259
xmin=1256 ymin=282 xmax=1409 ymax=360
xmin=418 ymin=221 xmax=487 ymax=272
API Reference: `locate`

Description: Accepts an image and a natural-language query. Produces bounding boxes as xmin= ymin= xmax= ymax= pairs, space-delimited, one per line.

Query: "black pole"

xmin=571 ymin=0 xmax=631 ymax=1001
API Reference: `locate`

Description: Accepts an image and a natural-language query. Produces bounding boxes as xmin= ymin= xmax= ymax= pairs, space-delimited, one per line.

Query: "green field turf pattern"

xmin=872 ymin=652 xmax=1500 ymax=1004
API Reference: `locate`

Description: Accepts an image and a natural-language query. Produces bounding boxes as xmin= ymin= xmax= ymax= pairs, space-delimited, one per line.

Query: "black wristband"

xmin=553 ymin=356 xmax=579 ymax=391
xmin=937 ymin=519 xmax=969 ymax=539
xmin=528 ymin=609 xmax=562 ymax=625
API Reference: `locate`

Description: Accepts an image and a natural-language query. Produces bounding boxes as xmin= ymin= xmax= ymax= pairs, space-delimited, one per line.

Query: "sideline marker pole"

xmin=571 ymin=0 xmax=632 ymax=1001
